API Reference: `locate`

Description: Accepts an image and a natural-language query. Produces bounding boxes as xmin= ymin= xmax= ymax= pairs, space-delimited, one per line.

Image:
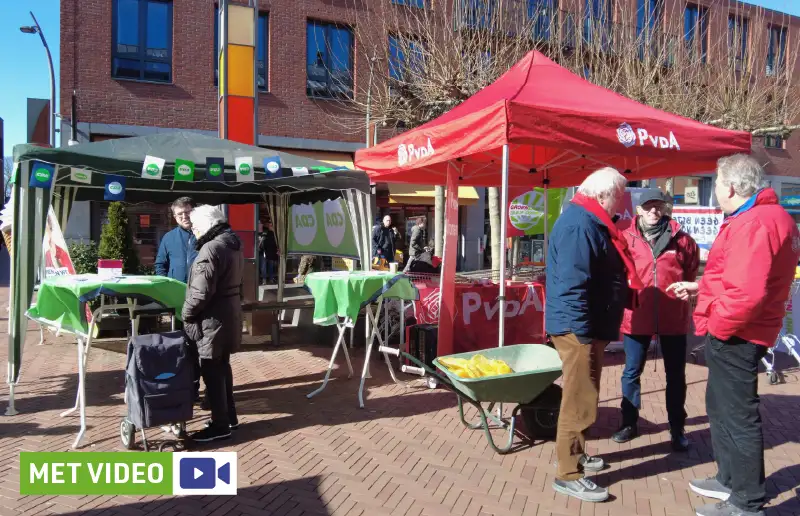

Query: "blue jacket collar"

xmin=730 ymin=189 xmax=763 ymax=217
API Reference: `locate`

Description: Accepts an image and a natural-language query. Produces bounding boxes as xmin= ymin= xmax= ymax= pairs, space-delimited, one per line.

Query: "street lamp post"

xmin=21 ymin=11 xmax=56 ymax=148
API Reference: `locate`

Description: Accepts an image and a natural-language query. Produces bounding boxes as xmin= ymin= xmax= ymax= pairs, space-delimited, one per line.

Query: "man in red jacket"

xmin=669 ymin=154 xmax=800 ymax=516
xmin=613 ymin=190 xmax=699 ymax=452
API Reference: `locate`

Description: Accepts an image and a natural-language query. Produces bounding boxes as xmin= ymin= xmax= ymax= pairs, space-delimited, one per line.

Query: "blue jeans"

xmin=621 ymin=334 xmax=687 ymax=434
xmin=260 ymin=259 xmax=277 ymax=283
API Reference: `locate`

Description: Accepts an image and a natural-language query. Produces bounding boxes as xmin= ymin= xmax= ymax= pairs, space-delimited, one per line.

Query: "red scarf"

xmin=571 ymin=193 xmax=645 ymax=290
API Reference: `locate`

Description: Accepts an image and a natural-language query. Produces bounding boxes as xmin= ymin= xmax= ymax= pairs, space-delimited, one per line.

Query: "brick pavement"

xmin=1 ymin=289 xmax=799 ymax=515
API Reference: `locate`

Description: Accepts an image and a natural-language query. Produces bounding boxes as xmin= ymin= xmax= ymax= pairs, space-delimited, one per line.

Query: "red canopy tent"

xmin=355 ymin=50 xmax=752 ymax=357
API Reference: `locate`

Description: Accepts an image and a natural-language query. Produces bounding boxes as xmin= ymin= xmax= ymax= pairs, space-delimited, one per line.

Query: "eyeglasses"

xmin=173 ymin=210 xmax=192 ymax=219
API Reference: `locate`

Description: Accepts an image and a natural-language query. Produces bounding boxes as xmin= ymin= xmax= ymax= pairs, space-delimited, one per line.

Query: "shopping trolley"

xmin=762 ymin=279 xmax=800 ymax=385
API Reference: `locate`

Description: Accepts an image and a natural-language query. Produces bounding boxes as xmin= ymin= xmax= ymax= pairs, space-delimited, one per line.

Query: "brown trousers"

xmin=551 ymin=333 xmax=607 ymax=481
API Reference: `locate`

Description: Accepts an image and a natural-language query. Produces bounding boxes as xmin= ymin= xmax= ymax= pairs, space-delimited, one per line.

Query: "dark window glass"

xmin=528 ymin=0 xmax=557 ymax=41
xmin=112 ymin=0 xmax=172 ymax=82
xmin=306 ymin=21 xmax=354 ymax=99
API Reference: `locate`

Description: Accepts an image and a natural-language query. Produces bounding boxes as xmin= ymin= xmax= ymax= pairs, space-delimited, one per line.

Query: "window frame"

xmin=684 ymin=3 xmax=709 ymax=64
xmin=305 ymin=20 xmax=355 ymax=100
xmin=728 ymin=14 xmax=749 ymax=70
xmin=764 ymin=135 xmax=785 ymax=150
xmin=111 ymin=0 xmax=174 ymax=83
xmin=213 ymin=7 xmax=269 ymax=92
xmin=391 ymin=0 xmax=425 ymax=7
xmin=766 ymin=24 xmax=788 ymax=76
xmin=528 ymin=0 xmax=558 ymax=42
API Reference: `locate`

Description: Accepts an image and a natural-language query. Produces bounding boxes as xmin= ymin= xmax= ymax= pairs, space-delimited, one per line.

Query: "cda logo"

xmin=74 ymin=171 xmax=89 ymax=181
xmin=34 ymin=167 xmax=51 ymax=182
xmin=322 ymin=200 xmax=346 ymax=248
xmin=107 ymin=182 xmax=123 ymax=195
xmin=239 ymin=163 xmax=252 ymax=175
xmin=292 ymin=204 xmax=316 ymax=246
xmin=20 ymin=452 xmax=237 ymax=496
xmin=145 ymin=163 xmax=160 ymax=176
xmin=209 ymin=164 xmax=223 ymax=176
xmin=177 ymin=164 xmax=192 ymax=176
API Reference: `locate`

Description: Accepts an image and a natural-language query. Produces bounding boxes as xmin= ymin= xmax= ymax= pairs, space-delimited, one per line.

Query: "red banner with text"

xmin=414 ymin=281 xmax=545 ymax=354
xmin=436 ymin=168 xmax=460 ymax=356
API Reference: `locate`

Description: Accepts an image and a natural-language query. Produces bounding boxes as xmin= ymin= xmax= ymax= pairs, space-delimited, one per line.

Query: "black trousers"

xmin=200 ymin=352 xmax=237 ymax=429
xmin=705 ymin=334 xmax=767 ymax=512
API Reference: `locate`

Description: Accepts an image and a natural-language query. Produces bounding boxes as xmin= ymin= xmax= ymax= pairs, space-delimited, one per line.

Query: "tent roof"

xmin=355 ymin=51 xmax=752 ymax=188
xmin=13 ymin=131 xmax=369 ymax=204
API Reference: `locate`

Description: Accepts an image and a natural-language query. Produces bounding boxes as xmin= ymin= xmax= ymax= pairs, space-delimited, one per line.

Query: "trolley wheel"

xmin=769 ymin=371 xmax=779 ymax=385
xmin=120 ymin=418 xmax=136 ymax=450
xmin=426 ymin=376 xmax=438 ymax=390
xmin=158 ymin=440 xmax=184 ymax=452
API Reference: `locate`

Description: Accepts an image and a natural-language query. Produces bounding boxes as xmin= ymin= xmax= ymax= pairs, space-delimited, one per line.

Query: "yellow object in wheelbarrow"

xmin=438 ymin=354 xmax=514 ymax=378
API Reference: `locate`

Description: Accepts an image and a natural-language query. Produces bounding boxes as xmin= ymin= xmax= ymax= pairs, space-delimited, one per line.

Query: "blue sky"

xmin=0 ymin=0 xmax=798 ymax=159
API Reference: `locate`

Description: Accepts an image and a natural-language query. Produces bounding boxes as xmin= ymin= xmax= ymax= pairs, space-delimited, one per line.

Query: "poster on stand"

xmin=287 ymin=199 xmax=359 ymax=258
xmin=671 ymin=206 xmax=724 ymax=261
xmin=507 ymin=187 xmax=567 ymax=237
xmin=43 ymin=207 xmax=75 ymax=279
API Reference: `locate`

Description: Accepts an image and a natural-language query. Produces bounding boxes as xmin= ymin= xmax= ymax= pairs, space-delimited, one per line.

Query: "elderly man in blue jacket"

xmin=546 ymin=167 xmax=643 ymax=503
xmin=155 ymin=197 xmax=198 ymax=283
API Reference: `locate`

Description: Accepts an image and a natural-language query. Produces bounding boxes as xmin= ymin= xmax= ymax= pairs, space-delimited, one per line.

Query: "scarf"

xmin=638 ymin=216 xmax=669 ymax=242
xmin=571 ymin=193 xmax=645 ymax=290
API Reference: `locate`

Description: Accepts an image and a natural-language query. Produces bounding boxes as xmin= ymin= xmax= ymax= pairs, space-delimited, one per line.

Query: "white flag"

xmin=70 ymin=168 xmax=93 ymax=184
xmin=291 ymin=167 xmax=309 ymax=176
xmin=142 ymin=155 xmax=165 ymax=179
xmin=235 ymin=157 xmax=254 ymax=182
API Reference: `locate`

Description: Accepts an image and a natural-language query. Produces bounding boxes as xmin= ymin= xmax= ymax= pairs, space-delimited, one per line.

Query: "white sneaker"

xmin=552 ymin=477 xmax=609 ymax=502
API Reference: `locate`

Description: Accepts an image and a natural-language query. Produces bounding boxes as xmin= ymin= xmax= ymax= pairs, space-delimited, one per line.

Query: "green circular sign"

xmin=34 ymin=167 xmax=51 ymax=182
xmin=209 ymin=164 xmax=223 ymax=176
xmin=74 ymin=171 xmax=88 ymax=180
xmin=145 ymin=163 xmax=160 ymax=176
xmin=177 ymin=164 xmax=192 ymax=176
xmin=239 ymin=163 xmax=252 ymax=176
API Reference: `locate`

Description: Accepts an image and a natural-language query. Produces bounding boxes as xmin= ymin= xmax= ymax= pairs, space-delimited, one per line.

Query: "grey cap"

xmin=637 ymin=189 xmax=670 ymax=206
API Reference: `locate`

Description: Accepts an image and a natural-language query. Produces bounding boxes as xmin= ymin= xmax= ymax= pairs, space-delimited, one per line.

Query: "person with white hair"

xmin=546 ymin=166 xmax=644 ymax=503
xmin=667 ymin=154 xmax=800 ymax=516
xmin=181 ymin=204 xmax=244 ymax=443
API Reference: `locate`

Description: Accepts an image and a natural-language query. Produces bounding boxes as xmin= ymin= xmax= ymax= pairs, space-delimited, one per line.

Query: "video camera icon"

xmin=173 ymin=452 xmax=237 ymax=495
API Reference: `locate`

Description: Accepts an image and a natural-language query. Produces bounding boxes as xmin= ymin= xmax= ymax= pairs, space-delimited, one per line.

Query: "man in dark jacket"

xmin=614 ymin=190 xmax=699 ymax=451
xmin=373 ymin=214 xmax=398 ymax=262
xmin=155 ymin=197 xmax=198 ymax=283
xmin=258 ymin=221 xmax=279 ymax=284
xmin=183 ymin=205 xmax=244 ymax=443
xmin=404 ymin=218 xmax=426 ymax=272
xmin=546 ymin=167 xmax=641 ymax=503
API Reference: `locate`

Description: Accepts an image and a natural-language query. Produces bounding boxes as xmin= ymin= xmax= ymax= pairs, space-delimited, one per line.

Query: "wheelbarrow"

xmin=379 ymin=343 xmax=563 ymax=454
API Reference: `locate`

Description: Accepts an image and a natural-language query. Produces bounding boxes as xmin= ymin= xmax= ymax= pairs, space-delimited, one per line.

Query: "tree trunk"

xmin=664 ymin=178 xmax=675 ymax=216
xmin=434 ymin=185 xmax=444 ymax=257
xmin=488 ymin=187 xmax=501 ymax=273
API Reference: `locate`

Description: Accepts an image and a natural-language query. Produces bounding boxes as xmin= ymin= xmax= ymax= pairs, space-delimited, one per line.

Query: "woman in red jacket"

xmin=612 ymin=189 xmax=699 ymax=452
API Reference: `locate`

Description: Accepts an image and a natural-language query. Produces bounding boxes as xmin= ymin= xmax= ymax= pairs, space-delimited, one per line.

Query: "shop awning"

xmin=388 ymin=184 xmax=479 ymax=206
xmin=274 ymin=148 xmax=354 ymax=170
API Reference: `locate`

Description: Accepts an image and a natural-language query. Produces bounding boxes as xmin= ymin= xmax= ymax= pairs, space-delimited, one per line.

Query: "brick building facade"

xmin=58 ymin=0 xmax=800 ymax=260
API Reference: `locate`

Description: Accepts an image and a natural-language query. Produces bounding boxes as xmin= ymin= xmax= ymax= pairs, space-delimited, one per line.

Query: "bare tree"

xmin=3 ymin=157 xmax=13 ymax=202
xmin=330 ymin=0 xmax=799 ymax=272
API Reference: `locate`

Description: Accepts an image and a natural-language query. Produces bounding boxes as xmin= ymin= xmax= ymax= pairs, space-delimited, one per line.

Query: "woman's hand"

xmin=666 ymin=281 xmax=699 ymax=301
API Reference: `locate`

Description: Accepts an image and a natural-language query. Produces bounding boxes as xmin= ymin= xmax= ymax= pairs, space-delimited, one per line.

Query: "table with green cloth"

xmin=304 ymin=271 xmax=419 ymax=408
xmin=26 ymin=274 xmax=187 ymax=449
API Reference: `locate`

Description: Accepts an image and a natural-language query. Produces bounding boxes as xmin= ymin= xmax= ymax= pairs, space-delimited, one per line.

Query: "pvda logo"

xmin=616 ymin=123 xmax=637 ymax=148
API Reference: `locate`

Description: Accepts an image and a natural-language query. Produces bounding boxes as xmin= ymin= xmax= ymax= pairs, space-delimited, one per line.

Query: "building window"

xmin=684 ymin=3 xmax=709 ymax=63
xmin=728 ymin=14 xmax=749 ymax=70
xmin=637 ymin=0 xmax=662 ymax=39
xmin=112 ymin=0 xmax=173 ymax=82
xmin=584 ymin=0 xmax=613 ymax=49
xmin=528 ymin=0 xmax=557 ymax=41
xmin=391 ymin=0 xmax=425 ymax=7
xmin=462 ymin=0 xmax=496 ymax=30
xmin=764 ymin=135 xmax=784 ymax=149
xmin=388 ymin=35 xmax=423 ymax=82
xmin=306 ymin=21 xmax=354 ymax=99
xmin=767 ymin=24 xmax=787 ymax=76
xmin=214 ymin=8 xmax=268 ymax=91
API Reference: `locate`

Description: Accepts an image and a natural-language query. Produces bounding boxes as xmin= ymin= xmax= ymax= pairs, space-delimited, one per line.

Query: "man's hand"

xmin=666 ymin=281 xmax=699 ymax=301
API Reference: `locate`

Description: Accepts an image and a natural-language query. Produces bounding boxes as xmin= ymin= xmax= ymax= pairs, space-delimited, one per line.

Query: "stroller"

xmin=120 ymin=331 xmax=195 ymax=451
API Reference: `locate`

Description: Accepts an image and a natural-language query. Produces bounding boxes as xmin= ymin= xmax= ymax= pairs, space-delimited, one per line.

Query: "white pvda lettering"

xmin=636 ymin=128 xmax=680 ymax=150
xmin=462 ymin=286 xmax=543 ymax=325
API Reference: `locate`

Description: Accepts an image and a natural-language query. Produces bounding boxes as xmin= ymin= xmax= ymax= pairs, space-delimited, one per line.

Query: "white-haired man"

xmin=546 ymin=167 xmax=644 ymax=502
xmin=669 ymin=154 xmax=800 ymax=516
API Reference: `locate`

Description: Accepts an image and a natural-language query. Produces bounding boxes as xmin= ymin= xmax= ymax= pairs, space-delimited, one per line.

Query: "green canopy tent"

xmin=5 ymin=131 xmax=374 ymax=415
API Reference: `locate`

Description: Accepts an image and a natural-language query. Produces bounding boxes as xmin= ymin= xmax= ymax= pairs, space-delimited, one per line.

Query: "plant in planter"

xmin=98 ymin=202 xmax=139 ymax=274
xmin=68 ymin=240 xmax=99 ymax=275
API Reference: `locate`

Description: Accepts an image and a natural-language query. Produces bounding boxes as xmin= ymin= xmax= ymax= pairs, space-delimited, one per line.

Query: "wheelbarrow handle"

xmin=378 ymin=346 xmax=454 ymax=389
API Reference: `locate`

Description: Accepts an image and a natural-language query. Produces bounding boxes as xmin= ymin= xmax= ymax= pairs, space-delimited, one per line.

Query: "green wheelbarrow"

xmin=379 ymin=343 xmax=563 ymax=454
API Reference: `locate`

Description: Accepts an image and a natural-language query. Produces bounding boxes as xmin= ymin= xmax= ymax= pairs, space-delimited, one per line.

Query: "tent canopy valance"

xmin=354 ymin=51 xmax=752 ymax=188
xmin=13 ymin=131 xmax=369 ymax=205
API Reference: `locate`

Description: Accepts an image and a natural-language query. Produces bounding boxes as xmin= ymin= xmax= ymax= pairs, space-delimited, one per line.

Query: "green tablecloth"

xmin=304 ymin=271 xmax=419 ymax=326
xmin=26 ymin=274 xmax=187 ymax=336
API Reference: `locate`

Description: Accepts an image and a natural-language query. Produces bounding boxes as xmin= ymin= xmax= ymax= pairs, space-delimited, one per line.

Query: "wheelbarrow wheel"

xmin=120 ymin=418 xmax=136 ymax=450
xmin=769 ymin=371 xmax=779 ymax=385
xmin=426 ymin=376 xmax=438 ymax=389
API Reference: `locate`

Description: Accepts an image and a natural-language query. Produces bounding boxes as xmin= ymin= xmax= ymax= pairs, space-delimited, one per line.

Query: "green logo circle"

xmin=75 ymin=172 xmax=88 ymax=180
xmin=209 ymin=164 xmax=223 ymax=176
xmin=239 ymin=163 xmax=251 ymax=176
xmin=177 ymin=164 xmax=192 ymax=176
xmin=145 ymin=163 xmax=160 ymax=176
xmin=108 ymin=182 xmax=123 ymax=195
xmin=34 ymin=168 xmax=51 ymax=182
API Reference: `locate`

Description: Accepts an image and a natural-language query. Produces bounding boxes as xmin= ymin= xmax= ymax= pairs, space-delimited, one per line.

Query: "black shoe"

xmin=671 ymin=433 xmax=690 ymax=452
xmin=205 ymin=419 xmax=239 ymax=430
xmin=200 ymin=398 xmax=211 ymax=411
xmin=191 ymin=425 xmax=232 ymax=443
xmin=612 ymin=425 xmax=639 ymax=444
